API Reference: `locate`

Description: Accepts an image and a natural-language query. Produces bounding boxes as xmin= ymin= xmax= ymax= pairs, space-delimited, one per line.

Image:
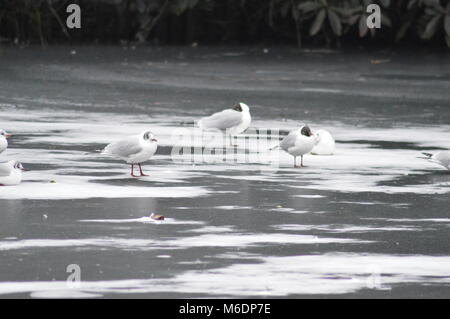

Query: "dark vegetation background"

xmin=0 ymin=0 xmax=449 ymax=48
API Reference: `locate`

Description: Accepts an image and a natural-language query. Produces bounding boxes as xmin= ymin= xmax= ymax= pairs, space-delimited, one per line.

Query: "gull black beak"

xmin=5 ymin=134 xmax=12 ymax=138
xmin=151 ymin=138 xmax=158 ymax=142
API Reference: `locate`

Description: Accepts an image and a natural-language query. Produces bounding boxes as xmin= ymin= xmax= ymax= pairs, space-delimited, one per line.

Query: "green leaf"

xmin=347 ymin=14 xmax=360 ymax=26
xmin=310 ymin=9 xmax=327 ymax=36
xmin=424 ymin=0 xmax=440 ymax=8
xmin=445 ymin=14 xmax=450 ymax=37
xmin=170 ymin=0 xmax=189 ymax=16
xmin=396 ymin=20 xmax=412 ymax=41
xmin=188 ymin=0 xmax=199 ymax=9
xmin=407 ymin=0 xmax=417 ymax=10
xmin=292 ymin=4 xmax=299 ymax=21
xmin=298 ymin=1 xmax=321 ymax=13
xmin=359 ymin=14 xmax=368 ymax=37
xmin=381 ymin=14 xmax=392 ymax=27
xmin=281 ymin=1 xmax=291 ymax=17
xmin=328 ymin=10 xmax=342 ymax=36
xmin=379 ymin=0 xmax=390 ymax=8
xmin=422 ymin=15 xmax=442 ymax=39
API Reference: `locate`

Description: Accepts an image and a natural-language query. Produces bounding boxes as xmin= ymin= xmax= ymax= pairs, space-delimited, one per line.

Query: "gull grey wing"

xmin=279 ymin=131 xmax=298 ymax=151
xmin=200 ymin=109 xmax=242 ymax=130
xmin=0 ymin=163 xmax=11 ymax=177
xmin=103 ymin=136 xmax=143 ymax=157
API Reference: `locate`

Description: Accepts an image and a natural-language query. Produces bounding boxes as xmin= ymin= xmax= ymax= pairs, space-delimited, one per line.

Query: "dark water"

xmin=0 ymin=46 xmax=450 ymax=298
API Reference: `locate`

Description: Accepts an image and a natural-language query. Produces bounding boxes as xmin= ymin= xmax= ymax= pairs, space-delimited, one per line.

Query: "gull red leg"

xmin=294 ymin=156 xmax=300 ymax=168
xmin=138 ymin=163 xmax=149 ymax=176
xmin=130 ymin=164 xmax=138 ymax=177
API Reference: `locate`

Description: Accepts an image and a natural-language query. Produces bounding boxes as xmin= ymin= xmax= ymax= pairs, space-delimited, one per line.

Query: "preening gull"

xmin=198 ymin=102 xmax=251 ymax=146
xmin=102 ymin=130 xmax=158 ymax=177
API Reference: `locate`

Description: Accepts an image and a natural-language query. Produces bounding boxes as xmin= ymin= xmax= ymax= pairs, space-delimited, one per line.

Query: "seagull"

xmin=102 ymin=130 xmax=158 ymax=177
xmin=0 ymin=129 xmax=12 ymax=154
xmin=0 ymin=160 xmax=26 ymax=186
xmin=273 ymin=125 xmax=319 ymax=167
xmin=198 ymin=102 xmax=251 ymax=146
xmin=421 ymin=151 xmax=450 ymax=170
xmin=311 ymin=129 xmax=335 ymax=155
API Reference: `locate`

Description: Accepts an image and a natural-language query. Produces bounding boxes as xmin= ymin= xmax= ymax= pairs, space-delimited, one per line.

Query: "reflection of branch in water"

xmin=46 ymin=0 xmax=70 ymax=40
xmin=135 ymin=0 xmax=170 ymax=43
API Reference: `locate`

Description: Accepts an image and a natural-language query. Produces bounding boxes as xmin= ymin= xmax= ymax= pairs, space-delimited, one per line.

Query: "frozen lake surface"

xmin=0 ymin=46 xmax=449 ymax=298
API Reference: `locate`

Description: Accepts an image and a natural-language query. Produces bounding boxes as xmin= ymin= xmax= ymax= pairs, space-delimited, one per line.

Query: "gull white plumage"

xmin=0 ymin=129 xmax=12 ymax=154
xmin=198 ymin=102 xmax=251 ymax=146
xmin=102 ymin=130 xmax=158 ymax=177
xmin=421 ymin=151 xmax=450 ymax=170
xmin=311 ymin=129 xmax=335 ymax=155
xmin=0 ymin=160 xmax=26 ymax=186
xmin=276 ymin=126 xmax=319 ymax=167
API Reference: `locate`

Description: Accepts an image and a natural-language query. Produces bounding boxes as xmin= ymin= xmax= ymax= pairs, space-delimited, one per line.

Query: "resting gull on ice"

xmin=0 ymin=160 xmax=26 ymax=186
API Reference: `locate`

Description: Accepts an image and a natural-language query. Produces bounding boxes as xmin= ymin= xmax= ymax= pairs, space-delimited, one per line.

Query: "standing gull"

xmin=0 ymin=129 xmax=12 ymax=154
xmin=198 ymin=102 xmax=251 ymax=146
xmin=421 ymin=151 xmax=450 ymax=170
xmin=274 ymin=126 xmax=319 ymax=167
xmin=102 ymin=130 xmax=158 ymax=177
xmin=0 ymin=161 xmax=26 ymax=186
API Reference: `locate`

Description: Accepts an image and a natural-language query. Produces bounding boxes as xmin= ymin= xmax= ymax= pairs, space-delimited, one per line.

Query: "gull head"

xmin=232 ymin=103 xmax=250 ymax=113
xmin=300 ymin=125 xmax=313 ymax=137
xmin=0 ymin=129 xmax=12 ymax=138
xmin=142 ymin=131 xmax=158 ymax=143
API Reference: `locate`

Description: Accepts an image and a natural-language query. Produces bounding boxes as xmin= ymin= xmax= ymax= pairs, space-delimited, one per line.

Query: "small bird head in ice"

xmin=12 ymin=161 xmax=26 ymax=171
xmin=0 ymin=129 xmax=12 ymax=138
xmin=142 ymin=131 xmax=158 ymax=143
